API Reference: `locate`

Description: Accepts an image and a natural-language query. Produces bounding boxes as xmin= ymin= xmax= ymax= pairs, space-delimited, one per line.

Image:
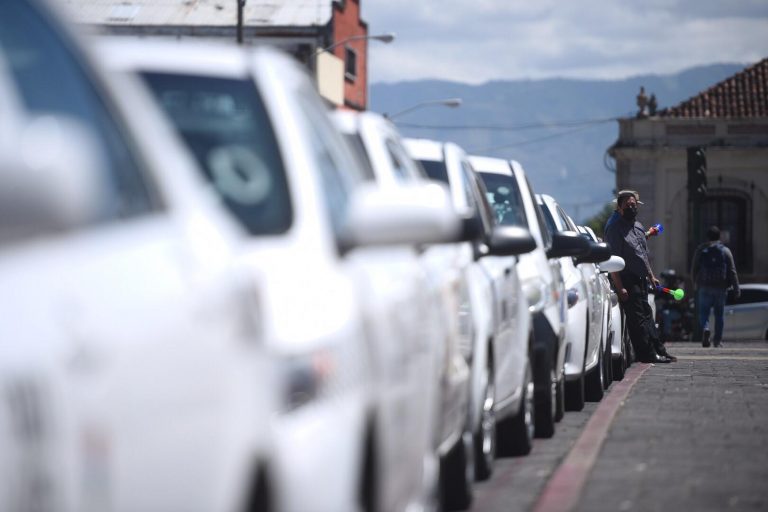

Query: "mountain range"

xmin=369 ymin=63 xmax=746 ymax=223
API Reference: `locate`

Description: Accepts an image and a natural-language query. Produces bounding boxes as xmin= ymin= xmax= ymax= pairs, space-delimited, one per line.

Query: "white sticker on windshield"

xmin=207 ymin=145 xmax=272 ymax=205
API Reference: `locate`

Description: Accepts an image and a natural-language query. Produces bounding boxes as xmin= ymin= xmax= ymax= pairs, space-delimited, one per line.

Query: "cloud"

xmin=363 ymin=0 xmax=768 ymax=83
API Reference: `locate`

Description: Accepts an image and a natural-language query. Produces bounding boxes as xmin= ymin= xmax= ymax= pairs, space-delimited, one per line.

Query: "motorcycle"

xmin=656 ymin=269 xmax=695 ymax=341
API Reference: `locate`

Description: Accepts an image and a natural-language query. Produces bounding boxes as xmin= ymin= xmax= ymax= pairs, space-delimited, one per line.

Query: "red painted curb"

xmin=532 ymin=363 xmax=651 ymax=512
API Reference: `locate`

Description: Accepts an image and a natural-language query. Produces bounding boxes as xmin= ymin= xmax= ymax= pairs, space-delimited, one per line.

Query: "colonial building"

xmin=66 ymin=0 xmax=371 ymax=110
xmin=609 ymin=58 xmax=768 ymax=283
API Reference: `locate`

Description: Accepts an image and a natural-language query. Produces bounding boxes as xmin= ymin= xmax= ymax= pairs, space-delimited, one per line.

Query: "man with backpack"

xmin=691 ymin=226 xmax=741 ymax=347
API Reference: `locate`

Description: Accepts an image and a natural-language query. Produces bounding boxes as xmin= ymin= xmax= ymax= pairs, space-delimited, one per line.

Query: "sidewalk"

xmin=574 ymin=341 xmax=768 ymax=512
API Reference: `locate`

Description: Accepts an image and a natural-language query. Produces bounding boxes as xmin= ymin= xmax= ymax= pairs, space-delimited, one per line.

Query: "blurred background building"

xmin=66 ymin=0 xmax=371 ymax=109
xmin=609 ymin=58 xmax=768 ymax=283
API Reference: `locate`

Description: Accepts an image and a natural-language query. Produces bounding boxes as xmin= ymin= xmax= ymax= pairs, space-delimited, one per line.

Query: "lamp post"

xmin=314 ymin=32 xmax=396 ymax=56
xmin=385 ymin=98 xmax=463 ymax=120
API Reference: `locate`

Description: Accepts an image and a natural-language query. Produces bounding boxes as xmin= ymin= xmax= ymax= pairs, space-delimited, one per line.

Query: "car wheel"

xmin=565 ymin=372 xmax=585 ymax=411
xmin=612 ymin=330 xmax=627 ymax=381
xmin=473 ymin=360 xmax=495 ymax=481
xmin=585 ymin=341 xmax=605 ymax=402
xmin=440 ymin=432 xmax=474 ymax=511
xmin=603 ymin=338 xmax=613 ymax=389
xmin=497 ymin=359 xmax=534 ymax=456
xmin=554 ymin=368 xmax=565 ymax=422
xmin=533 ymin=346 xmax=556 ymax=438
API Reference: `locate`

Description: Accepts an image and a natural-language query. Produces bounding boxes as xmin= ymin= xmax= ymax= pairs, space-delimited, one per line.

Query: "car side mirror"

xmin=485 ymin=225 xmax=537 ymax=257
xmin=575 ymin=241 xmax=612 ymax=264
xmin=598 ymin=255 xmax=625 ymax=274
xmin=546 ymin=231 xmax=589 ymax=259
xmin=340 ymin=181 xmax=461 ymax=250
xmin=458 ymin=212 xmax=484 ymax=242
xmin=0 ymin=115 xmax=106 ymax=242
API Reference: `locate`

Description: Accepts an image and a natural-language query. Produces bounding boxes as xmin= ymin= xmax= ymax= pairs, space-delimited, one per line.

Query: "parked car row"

xmin=0 ymin=2 xmax=639 ymax=511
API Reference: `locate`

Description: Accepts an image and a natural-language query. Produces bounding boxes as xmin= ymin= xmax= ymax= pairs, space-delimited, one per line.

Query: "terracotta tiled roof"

xmin=659 ymin=58 xmax=768 ymax=118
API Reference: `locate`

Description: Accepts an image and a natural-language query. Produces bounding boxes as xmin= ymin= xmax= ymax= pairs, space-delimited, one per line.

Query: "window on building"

xmin=344 ymin=46 xmax=357 ymax=82
xmin=700 ymin=191 xmax=752 ymax=273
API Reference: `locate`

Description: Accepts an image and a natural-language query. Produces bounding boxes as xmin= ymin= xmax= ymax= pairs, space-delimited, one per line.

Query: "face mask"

xmin=622 ymin=206 xmax=638 ymax=221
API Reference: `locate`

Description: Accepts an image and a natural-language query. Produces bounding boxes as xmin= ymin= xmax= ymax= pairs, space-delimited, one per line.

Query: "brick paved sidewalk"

xmin=574 ymin=341 xmax=768 ymax=512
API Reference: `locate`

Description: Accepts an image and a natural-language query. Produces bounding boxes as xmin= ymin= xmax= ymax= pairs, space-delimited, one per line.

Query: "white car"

xmin=537 ymin=194 xmax=611 ymax=409
xmin=0 ymin=2 xmax=276 ymax=512
xmin=403 ymin=138 xmax=537 ymax=491
xmin=104 ymin=39 xmax=465 ymax=512
xmin=471 ymin=157 xmax=586 ymax=439
xmin=717 ymin=284 xmax=768 ymax=341
xmin=578 ymin=226 xmax=627 ymax=381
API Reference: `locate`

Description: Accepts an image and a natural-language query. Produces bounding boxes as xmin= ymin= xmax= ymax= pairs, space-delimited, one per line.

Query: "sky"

xmin=362 ymin=0 xmax=768 ymax=84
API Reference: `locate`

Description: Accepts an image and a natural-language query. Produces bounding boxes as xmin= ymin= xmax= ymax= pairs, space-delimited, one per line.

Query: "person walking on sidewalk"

xmin=691 ymin=225 xmax=740 ymax=347
xmin=605 ymin=190 xmax=676 ymax=363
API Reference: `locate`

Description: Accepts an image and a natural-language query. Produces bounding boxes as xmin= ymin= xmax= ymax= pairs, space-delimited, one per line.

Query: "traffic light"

xmin=687 ymin=146 xmax=707 ymax=202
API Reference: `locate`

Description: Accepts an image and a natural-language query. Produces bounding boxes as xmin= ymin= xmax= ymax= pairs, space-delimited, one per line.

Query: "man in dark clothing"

xmin=604 ymin=190 xmax=676 ymax=363
xmin=691 ymin=225 xmax=740 ymax=347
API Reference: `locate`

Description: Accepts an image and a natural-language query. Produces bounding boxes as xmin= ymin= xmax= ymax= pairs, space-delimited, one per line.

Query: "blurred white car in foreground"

xmin=103 ymin=39 xmax=464 ymax=512
xmin=0 ymin=2 xmax=276 ymax=512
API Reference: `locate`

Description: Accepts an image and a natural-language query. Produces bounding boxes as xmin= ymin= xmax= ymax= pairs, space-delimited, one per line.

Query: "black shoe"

xmin=702 ymin=328 xmax=711 ymax=348
xmin=642 ymin=353 xmax=672 ymax=364
xmin=714 ymin=340 xmax=723 ymax=348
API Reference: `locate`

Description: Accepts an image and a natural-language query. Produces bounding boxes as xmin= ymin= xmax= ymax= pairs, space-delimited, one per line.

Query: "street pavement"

xmin=471 ymin=341 xmax=768 ymax=512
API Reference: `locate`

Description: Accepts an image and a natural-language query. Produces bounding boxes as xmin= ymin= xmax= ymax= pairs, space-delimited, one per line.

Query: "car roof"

xmin=740 ymin=283 xmax=768 ymax=291
xmin=402 ymin=137 xmax=445 ymax=161
xmin=468 ymin=155 xmax=512 ymax=176
xmin=97 ymin=37 xmax=263 ymax=77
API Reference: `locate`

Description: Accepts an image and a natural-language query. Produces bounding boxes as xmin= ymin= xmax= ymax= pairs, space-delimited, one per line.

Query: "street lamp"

xmin=314 ymin=32 xmax=396 ymax=55
xmin=385 ymin=98 xmax=463 ymax=120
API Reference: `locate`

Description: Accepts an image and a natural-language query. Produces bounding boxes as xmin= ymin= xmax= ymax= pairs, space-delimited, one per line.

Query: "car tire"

xmin=497 ymin=360 xmax=534 ymax=456
xmin=440 ymin=433 xmax=473 ymax=511
xmin=565 ymin=372 xmax=585 ymax=411
xmin=603 ymin=338 xmax=613 ymax=388
xmin=473 ymin=360 xmax=495 ymax=481
xmin=533 ymin=346 xmax=556 ymax=438
xmin=554 ymin=369 xmax=565 ymax=422
xmin=585 ymin=341 xmax=605 ymax=402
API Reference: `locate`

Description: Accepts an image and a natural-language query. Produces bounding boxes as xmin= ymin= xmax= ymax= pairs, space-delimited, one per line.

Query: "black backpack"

xmin=698 ymin=243 xmax=728 ymax=287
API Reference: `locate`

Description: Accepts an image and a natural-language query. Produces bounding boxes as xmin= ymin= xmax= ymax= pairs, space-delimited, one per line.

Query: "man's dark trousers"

xmin=619 ymin=272 xmax=657 ymax=361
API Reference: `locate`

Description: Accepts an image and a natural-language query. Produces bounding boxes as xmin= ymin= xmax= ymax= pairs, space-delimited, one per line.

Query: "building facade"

xmin=609 ymin=58 xmax=768 ymax=283
xmin=67 ymin=0 xmax=370 ymax=110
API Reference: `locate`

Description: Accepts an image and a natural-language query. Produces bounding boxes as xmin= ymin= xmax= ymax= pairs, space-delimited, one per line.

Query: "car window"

xmin=142 ymin=72 xmax=293 ymax=235
xmin=294 ymin=88 xmax=361 ymax=237
xmin=419 ymin=159 xmax=449 ymax=185
xmin=727 ymin=288 xmax=768 ymax=306
xmin=478 ymin=172 xmax=528 ymax=228
xmin=342 ymin=133 xmax=375 ymax=182
xmin=556 ymin=205 xmax=576 ymax=231
xmin=539 ymin=199 xmax=558 ymax=236
xmin=384 ymin=139 xmax=409 ymax=182
xmin=0 ymin=0 xmax=158 ymax=222
xmin=524 ymin=176 xmax=551 ymax=248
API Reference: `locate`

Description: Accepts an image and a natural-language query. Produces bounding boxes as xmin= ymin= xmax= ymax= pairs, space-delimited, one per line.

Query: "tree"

xmin=584 ymin=202 xmax=615 ymax=240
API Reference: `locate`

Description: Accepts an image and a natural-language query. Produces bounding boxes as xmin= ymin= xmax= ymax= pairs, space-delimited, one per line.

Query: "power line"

xmin=470 ymin=123 xmax=605 ymax=153
xmin=394 ymin=116 xmax=618 ymax=132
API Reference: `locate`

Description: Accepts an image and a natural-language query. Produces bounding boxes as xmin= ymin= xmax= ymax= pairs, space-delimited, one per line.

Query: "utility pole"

xmin=236 ymin=0 xmax=245 ymax=45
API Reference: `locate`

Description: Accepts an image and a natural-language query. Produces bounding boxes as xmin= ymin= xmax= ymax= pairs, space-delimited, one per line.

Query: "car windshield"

xmin=479 ymin=172 xmax=527 ymax=227
xmin=142 ymin=72 xmax=292 ymax=235
xmin=539 ymin=200 xmax=559 ymax=235
xmin=418 ymin=159 xmax=449 ymax=185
